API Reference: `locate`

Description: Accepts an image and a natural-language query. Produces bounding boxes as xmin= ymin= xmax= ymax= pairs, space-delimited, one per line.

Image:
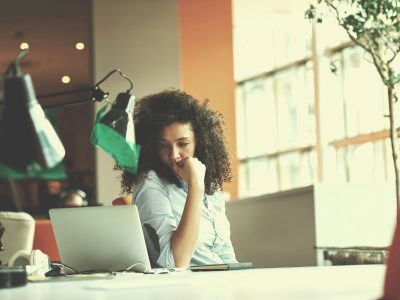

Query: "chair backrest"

xmin=112 ymin=197 xmax=126 ymax=205
xmin=33 ymin=219 xmax=60 ymax=262
xmin=112 ymin=195 xmax=133 ymax=206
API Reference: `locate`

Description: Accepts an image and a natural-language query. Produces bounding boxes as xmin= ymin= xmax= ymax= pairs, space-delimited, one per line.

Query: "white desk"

xmin=0 ymin=265 xmax=385 ymax=300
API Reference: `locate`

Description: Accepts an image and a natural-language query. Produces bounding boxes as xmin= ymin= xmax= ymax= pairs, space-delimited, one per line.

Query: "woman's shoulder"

xmin=132 ymin=171 xmax=173 ymax=209
xmin=208 ymin=189 xmax=224 ymax=201
xmin=132 ymin=170 xmax=169 ymax=193
xmin=207 ymin=189 xmax=226 ymax=205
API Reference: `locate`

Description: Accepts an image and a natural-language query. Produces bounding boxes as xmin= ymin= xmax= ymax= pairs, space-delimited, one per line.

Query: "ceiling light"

xmin=61 ymin=76 xmax=71 ymax=84
xmin=19 ymin=42 xmax=29 ymax=50
xmin=75 ymin=42 xmax=85 ymax=50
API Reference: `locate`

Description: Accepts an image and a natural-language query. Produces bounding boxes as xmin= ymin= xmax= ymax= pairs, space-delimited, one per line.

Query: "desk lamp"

xmin=0 ymin=50 xmax=65 ymax=174
xmin=0 ymin=49 xmax=140 ymax=179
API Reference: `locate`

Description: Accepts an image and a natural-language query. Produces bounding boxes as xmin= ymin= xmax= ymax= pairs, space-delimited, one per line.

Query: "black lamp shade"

xmin=99 ymin=92 xmax=135 ymax=136
xmin=0 ymin=74 xmax=65 ymax=172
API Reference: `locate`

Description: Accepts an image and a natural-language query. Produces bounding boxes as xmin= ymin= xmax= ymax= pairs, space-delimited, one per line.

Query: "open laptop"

xmin=49 ymin=205 xmax=151 ymax=273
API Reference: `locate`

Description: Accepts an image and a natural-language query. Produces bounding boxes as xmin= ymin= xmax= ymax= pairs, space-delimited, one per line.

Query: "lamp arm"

xmin=37 ymin=69 xmax=133 ymax=109
xmin=39 ymin=85 xmax=108 ymax=109
xmin=42 ymin=97 xmax=102 ymax=109
xmin=95 ymin=69 xmax=133 ymax=93
xmin=37 ymin=86 xmax=97 ymax=99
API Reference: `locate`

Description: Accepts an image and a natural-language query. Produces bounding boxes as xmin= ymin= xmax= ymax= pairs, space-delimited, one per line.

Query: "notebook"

xmin=49 ymin=205 xmax=151 ymax=273
xmin=190 ymin=262 xmax=253 ymax=271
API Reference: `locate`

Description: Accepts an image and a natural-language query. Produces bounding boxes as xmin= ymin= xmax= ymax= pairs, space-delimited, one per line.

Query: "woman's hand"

xmin=172 ymin=156 xmax=206 ymax=191
xmin=171 ymin=156 xmax=206 ymax=268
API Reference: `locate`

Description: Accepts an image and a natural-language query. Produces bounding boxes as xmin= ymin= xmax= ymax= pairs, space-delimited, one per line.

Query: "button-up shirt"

xmin=133 ymin=170 xmax=237 ymax=268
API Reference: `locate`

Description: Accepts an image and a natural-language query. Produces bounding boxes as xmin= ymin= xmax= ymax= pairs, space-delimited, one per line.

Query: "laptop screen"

xmin=49 ymin=205 xmax=151 ymax=273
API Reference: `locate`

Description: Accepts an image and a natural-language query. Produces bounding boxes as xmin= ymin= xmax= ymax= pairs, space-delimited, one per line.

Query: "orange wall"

xmin=179 ymin=0 xmax=238 ymax=199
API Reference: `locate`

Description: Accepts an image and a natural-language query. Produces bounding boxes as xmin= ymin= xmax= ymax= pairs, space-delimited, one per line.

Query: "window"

xmin=234 ymin=2 xmax=392 ymax=198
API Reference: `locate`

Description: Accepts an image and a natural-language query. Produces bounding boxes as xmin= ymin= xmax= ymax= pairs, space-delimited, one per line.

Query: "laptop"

xmin=49 ymin=205 xmax=151 ymax=273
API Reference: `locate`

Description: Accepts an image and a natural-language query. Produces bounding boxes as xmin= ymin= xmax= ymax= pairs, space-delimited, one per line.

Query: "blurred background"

xmin=0 ymin=0 xmax=397 ymax=267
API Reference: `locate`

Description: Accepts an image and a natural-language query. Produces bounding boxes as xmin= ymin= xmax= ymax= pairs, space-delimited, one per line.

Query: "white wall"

xmin=314 ymin=183 xmax=397 ymax=248
xmin=92 ymin=0 xmax=180 ymax=204
xmin=226 ymin=183 xmax=397 ymax=268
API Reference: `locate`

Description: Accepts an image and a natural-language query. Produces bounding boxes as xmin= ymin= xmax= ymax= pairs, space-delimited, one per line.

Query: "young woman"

xmin=116 ymin=89 xmax=237 ymax=268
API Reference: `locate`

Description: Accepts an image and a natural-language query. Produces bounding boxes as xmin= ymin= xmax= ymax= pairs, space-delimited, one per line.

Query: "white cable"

xmin=124 ymin=262 xmax=147 ymax=273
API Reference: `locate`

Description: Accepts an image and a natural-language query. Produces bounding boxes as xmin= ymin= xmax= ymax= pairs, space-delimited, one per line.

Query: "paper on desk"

xmin=28 ymin=273 xmax=115 ymax=283
xmin=84 ymin=277 xmax=188 ymax=290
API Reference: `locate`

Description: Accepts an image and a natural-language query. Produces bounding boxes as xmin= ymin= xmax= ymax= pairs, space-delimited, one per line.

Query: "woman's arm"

xmin=134 ymin=174 xmax=177 ymax=268
xmin=171 ymin=156 xmax=206 ymax=268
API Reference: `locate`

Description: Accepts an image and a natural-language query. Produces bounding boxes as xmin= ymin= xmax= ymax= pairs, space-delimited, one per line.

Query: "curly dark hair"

xmin=114 ymin=89 xmax=232 ymax=195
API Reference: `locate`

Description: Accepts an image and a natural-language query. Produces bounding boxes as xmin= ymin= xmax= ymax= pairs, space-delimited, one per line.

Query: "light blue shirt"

xmin=133 ymin=170 xmax=237 ymax=268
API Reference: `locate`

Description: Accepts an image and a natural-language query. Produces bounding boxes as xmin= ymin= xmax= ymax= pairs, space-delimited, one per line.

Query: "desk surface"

xmin=1 ymin=265 xmax=385 ymax=300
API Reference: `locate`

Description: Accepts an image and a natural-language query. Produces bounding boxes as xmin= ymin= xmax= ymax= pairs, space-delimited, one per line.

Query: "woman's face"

xmin=157 ymin=122 xmax=196 ymax=169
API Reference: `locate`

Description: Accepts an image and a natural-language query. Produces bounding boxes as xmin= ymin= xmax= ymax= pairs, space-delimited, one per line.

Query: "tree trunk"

xmin=388 ymin=86 xmax=400 ymax=214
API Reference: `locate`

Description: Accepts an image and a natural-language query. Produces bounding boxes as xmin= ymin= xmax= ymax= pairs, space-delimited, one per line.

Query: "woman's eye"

xmin=178 ymin=143 xmax=189 ymax=147
xmin=158 ymin=143 xmax=167 ymax=149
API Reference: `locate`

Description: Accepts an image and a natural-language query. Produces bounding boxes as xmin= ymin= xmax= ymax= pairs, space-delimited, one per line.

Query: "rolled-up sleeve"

xmin=134 ymin=178 xmax=176 ymax=268
xmin=217 ymin=197 xmax=238 ymax=263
